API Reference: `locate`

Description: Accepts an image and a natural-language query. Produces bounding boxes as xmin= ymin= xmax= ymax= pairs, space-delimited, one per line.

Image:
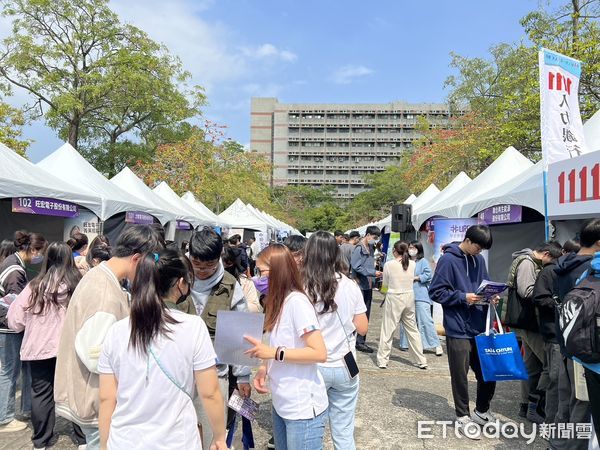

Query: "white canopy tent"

xmin=413 ymin=172 xmax=472 ymax=229
xmin=247 ymin=204 xmax=281 ymax=231
xmin=349 ymin=193 xmax=418 ymax=235
xmin=460 ymin=160 xmax=545 ymax=218
xmin=181 ymin=192 xmax=222 ymax=226
xmin=583 ymin=109 xmax=600 ymax=152
xmin=38 ymin=143 xmax=171 ymax=222
xmin=218 ymin=199 xmax=270 ymax=232
xmin=410 ymin=183 xmax=441 ymax=215
xmin=421 ymin=147 xmax=533 ymax=221
xmin=0 ymin=142 xmax=102 ymax=216
xmin=111 ymin=168 xmax=203 ymax=227
xmin=404 ymin=194 xmax=417 ymax=205
xmin=153 ymin=182 xmax=215 ymax=226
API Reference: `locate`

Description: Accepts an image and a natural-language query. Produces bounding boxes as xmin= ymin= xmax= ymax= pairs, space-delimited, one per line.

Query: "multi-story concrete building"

xmin=251 ymin=98 xmax=462 ymax=199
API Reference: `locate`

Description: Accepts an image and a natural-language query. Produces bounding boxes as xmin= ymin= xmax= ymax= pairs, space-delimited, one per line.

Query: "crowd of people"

xmin=0 ymin=219 xmax=598 ymax=449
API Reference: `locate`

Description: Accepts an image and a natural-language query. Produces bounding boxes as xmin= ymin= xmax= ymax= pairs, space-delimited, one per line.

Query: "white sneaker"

xmin=456 ymin=416 xmax=481 ymax=440
xmin=435 ymin=345 xmax=443 ymax=356
xmin=471 ymin=409 xmax=497 ymax=426
xmin=415 ymin=363 xmax=428 ymax=369
xmin=0 ymin=419 xmax=28 ymax=433
xmin=33 ymin=447 xmax=45 ymax=450
xmin=78 ymin=445 xmax=87 ymax=450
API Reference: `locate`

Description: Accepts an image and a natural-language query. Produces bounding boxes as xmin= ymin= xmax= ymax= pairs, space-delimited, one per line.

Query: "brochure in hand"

xmin=228 ymin=390 xmax=259 ymax=421
xmin=475 ymin=280 xmax=509 ymax=299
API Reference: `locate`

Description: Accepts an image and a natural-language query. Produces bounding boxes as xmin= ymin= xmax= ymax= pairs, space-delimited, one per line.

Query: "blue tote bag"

xmin=475 ymin=303 xmax=528 ymax=382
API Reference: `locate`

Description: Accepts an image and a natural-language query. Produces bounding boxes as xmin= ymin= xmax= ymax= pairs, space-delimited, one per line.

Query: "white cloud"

xmin=331 ymin=65 xmax=374 ymax=84
xmin=241 ymin=43 xmax=297 ymax=62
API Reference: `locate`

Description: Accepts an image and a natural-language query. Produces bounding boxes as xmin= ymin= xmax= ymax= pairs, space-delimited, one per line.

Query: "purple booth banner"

xmin=478 ymin=204 xmax=522 ymax=225
xmin=12 ymin=197 xmax=79 ymax=218
xmin=125 ymin=211 xmax=155 ymax=225
xmin=176 ymin=220 xmax=192 ymax=230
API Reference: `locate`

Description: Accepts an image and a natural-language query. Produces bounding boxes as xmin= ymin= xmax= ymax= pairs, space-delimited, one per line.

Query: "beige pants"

xmin=377 ymin=291 xmax=427 ymax=367
xmin=194 ymin=374 xmax=229 ymax=447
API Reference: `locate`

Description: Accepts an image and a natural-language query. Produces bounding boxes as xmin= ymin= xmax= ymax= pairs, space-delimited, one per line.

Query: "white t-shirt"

xmin=98 ymin=310 xmax=217 ymax=450
xmin=315 ymin=274 xmax=367 ymax=367
xmin=268 ymin=291 xmax=328 ymax=420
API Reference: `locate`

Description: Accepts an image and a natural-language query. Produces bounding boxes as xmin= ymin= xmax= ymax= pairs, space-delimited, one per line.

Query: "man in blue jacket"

xmin=429 ymin=224 xmax=495 ymax=438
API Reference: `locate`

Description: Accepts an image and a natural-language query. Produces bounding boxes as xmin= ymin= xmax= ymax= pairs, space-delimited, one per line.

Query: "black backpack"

xmin=503 ymin=255 xmax=542 ymax=331
xmin=557 ymin=270 xmax=600 ymax=363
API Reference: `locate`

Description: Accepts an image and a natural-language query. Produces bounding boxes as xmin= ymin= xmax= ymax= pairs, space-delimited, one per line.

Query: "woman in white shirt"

xmin=302 ymin=231 xmax=368 ymax=450
xmin=376 ymin=241 xmax=428 ymax=370
xmin=244 ymin=244 xmax=328 ymax=450
xmin=97 ymin=249 xmax=227 ymax=450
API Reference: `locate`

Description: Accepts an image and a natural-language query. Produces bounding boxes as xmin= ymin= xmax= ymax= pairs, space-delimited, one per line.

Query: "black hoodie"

xmin=533 ymin=262 xmax=558 ymax=343
xmin=554 ymin=252 xmax=593 ymax=301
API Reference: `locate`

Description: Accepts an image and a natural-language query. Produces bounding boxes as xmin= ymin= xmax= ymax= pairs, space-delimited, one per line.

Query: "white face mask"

xmin=408 ymin=249 xmax=418 ymax=257
xmin=30 ymin=254 xmax=44 ymax=265
xmin=368 ymin=238 xmax=379 ymax=246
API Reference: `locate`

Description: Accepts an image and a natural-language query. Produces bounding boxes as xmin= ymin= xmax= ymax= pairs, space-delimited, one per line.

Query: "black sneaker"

xmin=267 ymin=436 xmax=275 ymax=449
xmin=518 ymin=403 xmax=528 ymax=418
xmin=356 ymin=343 xmax=374 ymax=353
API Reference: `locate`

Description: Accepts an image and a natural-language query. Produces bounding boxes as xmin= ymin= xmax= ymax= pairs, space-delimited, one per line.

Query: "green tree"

xmin=0 ymin=99 xmax=29 ymax=155
xmin=0 ymin=0 xmax=203 ymax=174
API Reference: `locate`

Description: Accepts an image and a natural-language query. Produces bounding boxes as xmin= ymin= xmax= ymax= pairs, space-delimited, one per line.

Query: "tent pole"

xmin=543 ymin=171 xmax=549 ymax=240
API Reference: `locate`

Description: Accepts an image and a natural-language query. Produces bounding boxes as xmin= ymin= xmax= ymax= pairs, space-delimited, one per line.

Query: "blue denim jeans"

xmin=272 ymin=407 xmax=325 ymax=450
xmin=319 ymin=365 xmax=359 ymax=450
xmin=399 ymin=301 xmax=440 ymax=350
xmin=0 ymin=332 xmax=32 ymax=424
xmin=81 ymin=425 xmax=100 ymax=450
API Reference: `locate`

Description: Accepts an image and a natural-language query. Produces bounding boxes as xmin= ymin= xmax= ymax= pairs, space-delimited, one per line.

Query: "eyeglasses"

xmin=190 ymin=258 xmax=220 ymax=273
xmin=256 ymin=267 xmax=270 ymax=277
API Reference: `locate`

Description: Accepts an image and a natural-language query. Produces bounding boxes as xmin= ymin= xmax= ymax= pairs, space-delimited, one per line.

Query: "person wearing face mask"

xmin=399 ymin=241 xmax=443 ymax=356
xmin=54 ymin=225 xmax=164 ymax=450
xmin=97 ymin=249 xmax=227 ymax=450
xmin=350 ymin=226 xmax=382 ymax=353
xmin=187 ymin=228 xmax=251 ymax=448
xmin=504 ymin=241 xmax=563 ymax=424
xmin=428 ymin=225 xmax=495 ymax=438
xmin=0 ymin=230 xmax=47 ymax=433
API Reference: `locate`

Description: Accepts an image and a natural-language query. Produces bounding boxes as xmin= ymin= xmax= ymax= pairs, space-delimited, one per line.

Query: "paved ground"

xmin=1 ymin=291 xmax=550 ymax=450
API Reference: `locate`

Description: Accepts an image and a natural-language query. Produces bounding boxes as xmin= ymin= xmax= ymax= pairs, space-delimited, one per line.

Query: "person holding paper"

xmin=428 ymin=224 xmax=496 ymax=438
xmin=187 ymin=228 xmax=251 ymax=446
xmin=244 ymin=244 xmax=328 ymax=450
xmin=97 ymin=249 xmax=227 ymax=450
xmin=302 ymin=231 xmax=368 ymax=450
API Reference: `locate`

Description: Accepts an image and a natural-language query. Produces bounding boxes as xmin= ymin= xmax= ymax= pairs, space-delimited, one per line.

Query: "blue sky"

xmin=1 ymin=0 xmax=561 ymax=162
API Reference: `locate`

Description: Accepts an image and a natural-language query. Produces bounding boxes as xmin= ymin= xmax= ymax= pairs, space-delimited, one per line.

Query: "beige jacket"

xmin=54 ymin=263 xmax=130 ymax=427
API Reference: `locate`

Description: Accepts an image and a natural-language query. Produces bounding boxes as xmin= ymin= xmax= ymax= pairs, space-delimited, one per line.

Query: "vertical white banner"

xmin=539 ymin=48 xmax=589 ymax=167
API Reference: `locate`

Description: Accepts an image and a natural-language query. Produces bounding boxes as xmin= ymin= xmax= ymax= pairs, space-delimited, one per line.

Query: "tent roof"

xmin=111 ymin=168 xmax=203 ymax=226
xmin=410 ymin=184 xmax=441 ymax=213
xmin=247 ymin=204 xmax=280 ymax=230
xmin=219 ymin=199 xmax=270 ymax=232
xmin=37 ymin=143 xmax=169 ymax=221
xmin=424 ymin=147 xmax=533 ymax=220
xmin=181 ymin=192 xmax=222 ymax=226
xmin=0 ymin=142 xmax=102 ymax=216
xmin=460 ymin=160 xmax=544 ymax=217
xmin=152 ymin=182 xmax=214 ymax=226
xmin=413 ymin=172 xmax=472 ymax=228
xmin=584 ymin=109 xmax=600 ymax=152
xmin=404 ymin=194 xmax=417 ymax=204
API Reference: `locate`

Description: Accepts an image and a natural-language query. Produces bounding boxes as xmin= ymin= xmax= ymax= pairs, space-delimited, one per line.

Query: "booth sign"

xmin=176 ymin=220 xmax=192 ymax=230
xmin=547 ymin=150 xmax=600 ymax=219
xmin=477 ymin=205 xmax=522 ymax=225
xmin=12 ymin=197 xmax=79 ymax=218
xmin=125 ymin=211 xmax=154 ymax=225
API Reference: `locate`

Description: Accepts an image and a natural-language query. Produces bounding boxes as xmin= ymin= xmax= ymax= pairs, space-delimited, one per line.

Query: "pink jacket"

xmin=8 ymin=283 xmax=70 ymax=360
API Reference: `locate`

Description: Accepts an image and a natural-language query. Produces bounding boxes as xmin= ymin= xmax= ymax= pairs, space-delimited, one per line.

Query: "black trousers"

xmin=446 ymin=337 xmax=496 ymax=418
xmin=27 ymin=358 xmax=56 ymax=448
xmin=356 ymin=289 xmax=373 ymax=345
xmin=586 ymin=368 xmax=600 ymax=436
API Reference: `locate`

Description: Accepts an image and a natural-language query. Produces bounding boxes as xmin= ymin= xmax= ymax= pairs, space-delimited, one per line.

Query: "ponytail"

xmin=129 ymin=249 xmax=193 ymax=354
xmin=393 ymin=241 xmax=410 ymax=271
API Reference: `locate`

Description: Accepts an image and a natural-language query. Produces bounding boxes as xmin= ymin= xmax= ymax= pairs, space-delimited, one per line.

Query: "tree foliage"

xmin=134 ymin=131 xmax=272 ymax=215
xmin=0 ymin=0 xmax=203 ymax=175
xmin=0 ymin=99 xmax=29 ymax=156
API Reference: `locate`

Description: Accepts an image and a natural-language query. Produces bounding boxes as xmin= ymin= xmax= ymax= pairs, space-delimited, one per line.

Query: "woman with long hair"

xmin=0 ymin=240 xmax=17 ymax=265
xmin=0 ymin=230 xmax=47 ymax=433
xmin=244 ymin=244 xmax=328 ymax=450
xmin=97 ymin=248 xmax=227 ymax=450
xmin=302 ymin=231 xmax=368 ymax=450
xmin=8 ymin=242 xmax=82 ymax=449
xmin=376 ymin=241 xmax=427 ymax=370
xmin=399 ymin=241 xmax=442 ymax=356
